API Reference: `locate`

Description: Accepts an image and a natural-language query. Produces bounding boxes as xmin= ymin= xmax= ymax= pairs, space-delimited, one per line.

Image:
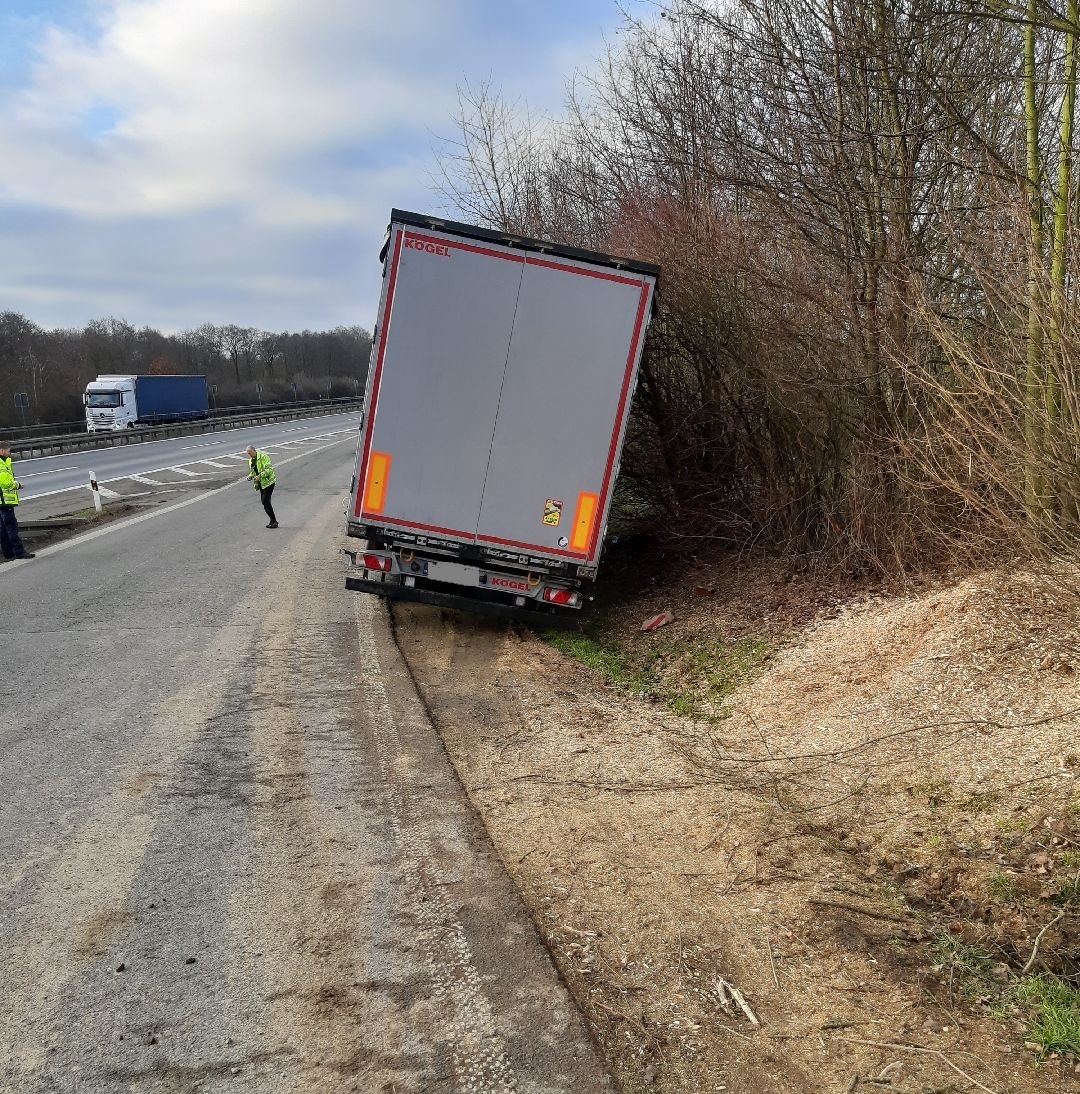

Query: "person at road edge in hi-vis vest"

xmin=246 ymin=445 xmax=278 ymax=529
xmin=0 ymin=441 xmax=35 ymax=560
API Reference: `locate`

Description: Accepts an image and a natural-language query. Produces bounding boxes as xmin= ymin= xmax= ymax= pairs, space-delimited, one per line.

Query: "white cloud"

xmin=2 ymin=0 xmax=466 ymax=220
xmin=0 ymin=0 xmax=630 ymax=330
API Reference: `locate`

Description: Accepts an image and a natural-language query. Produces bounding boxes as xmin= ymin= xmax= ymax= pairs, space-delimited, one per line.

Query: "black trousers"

xmin=260 ymin=484 xmax=277 ymax=524
xmin=0 ymin=505 xmax=27 ymax=558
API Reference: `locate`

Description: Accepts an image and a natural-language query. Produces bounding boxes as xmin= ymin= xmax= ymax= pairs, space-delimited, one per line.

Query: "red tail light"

xmin=363 ymin=553 xmax=392 ymax=572
xmin=543 ymin=587 xmax=580 ymax=607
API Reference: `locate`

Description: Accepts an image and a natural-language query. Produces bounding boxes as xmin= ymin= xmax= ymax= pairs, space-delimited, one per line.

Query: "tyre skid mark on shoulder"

xmin=354 ymin=593 xmax=518 ymax=1094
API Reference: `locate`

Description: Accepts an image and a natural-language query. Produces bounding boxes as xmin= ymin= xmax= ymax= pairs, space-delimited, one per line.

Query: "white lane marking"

xmin=97 ymin=485 xmax=123 ymax=499
xmin=194 ymin=459 xmax=235 ymax=469
xmin=165 ymin=467 xmax=208 ymax=478
xmin=128 ymin=474 xmax=210 ymax=486
xmin=14 ymin=451 xmax=77 ymax=465
xmin=179 ymin=440 xmax=227 ymax=450
xmin=5 ymin=439 xmax=350 ymax=569
xmin=354 ymin=594 xmax=518 ymax=1093
xmin=21 ymin=466 xmax=78 ymax=478
xmin=20 ymin=425 xmax=360 ymax=501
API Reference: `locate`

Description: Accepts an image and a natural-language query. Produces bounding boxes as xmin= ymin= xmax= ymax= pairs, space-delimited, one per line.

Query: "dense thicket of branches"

xmin=440 ymin=0 xmax=1080 ymax=573
xmin=0 ymin=313 xmax=371 ymax=427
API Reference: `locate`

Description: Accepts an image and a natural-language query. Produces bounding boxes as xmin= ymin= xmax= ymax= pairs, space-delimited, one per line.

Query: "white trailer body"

xmin=346 ymin=210 xmax=658 ymax=622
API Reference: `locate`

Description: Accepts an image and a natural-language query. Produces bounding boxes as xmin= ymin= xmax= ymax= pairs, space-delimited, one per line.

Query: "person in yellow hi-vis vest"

xmin=245 ymin=445 xmax=278 ymax=529
xmin=0 ymin=440 xmax=34 ymax=560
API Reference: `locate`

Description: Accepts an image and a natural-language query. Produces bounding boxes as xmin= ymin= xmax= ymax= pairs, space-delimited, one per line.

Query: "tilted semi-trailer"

xmin=345 ymin=209 xmax=658 ymax=623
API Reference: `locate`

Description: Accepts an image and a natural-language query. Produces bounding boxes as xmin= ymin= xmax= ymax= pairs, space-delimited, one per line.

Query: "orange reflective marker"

xmin=364 ymin=452 xmax=392 ymax=514
xmin=570 ymin=491 xmax=599 ymax=552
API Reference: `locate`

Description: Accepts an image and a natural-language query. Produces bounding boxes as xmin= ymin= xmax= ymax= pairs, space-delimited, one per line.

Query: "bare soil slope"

xmin=391 ymin=563 xmax=1080 ymax=1094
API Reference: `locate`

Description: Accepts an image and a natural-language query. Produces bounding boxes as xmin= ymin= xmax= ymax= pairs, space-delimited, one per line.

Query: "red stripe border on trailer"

xmin=355 ymin=228 xmax=404 ymax=518
xmin=360 ymin=513 xmax=589 ymax=561
xmin=526 ymin=255 xmax=643 ymax=287
xmin=588 ymin=282 xmax=652 ymax=559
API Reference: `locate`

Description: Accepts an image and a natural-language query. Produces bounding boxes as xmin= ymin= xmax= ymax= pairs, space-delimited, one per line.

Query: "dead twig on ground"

xmin=715 ymin=977 xmax=760 ymax=1027
xmin=766 ymin=938 xmax=780 ymax=989
xmin=591 ymin=998 xmax=649 ymax=1036
xmin=837 ymin=1037 xmax=999 ymax=1094
xmin=809 ymin=899 xmax=910 ymax=924
xmin=1019 ymin=906 xmax=1067 ymax=975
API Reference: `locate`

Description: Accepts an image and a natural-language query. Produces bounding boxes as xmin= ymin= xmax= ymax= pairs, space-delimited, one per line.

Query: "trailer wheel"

xmin=126 ymin=422 xmax=135 ymax=429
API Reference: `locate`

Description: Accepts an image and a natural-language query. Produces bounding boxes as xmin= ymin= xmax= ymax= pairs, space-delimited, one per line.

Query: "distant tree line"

xmin=0 ymin=312 xmax=372 ymax=428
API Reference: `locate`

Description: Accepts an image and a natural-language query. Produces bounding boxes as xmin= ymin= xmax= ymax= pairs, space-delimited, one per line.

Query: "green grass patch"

xmin=1053 ymin=876 xmax=1080 ymax=905
xmin=1017 ymin=975 xmax=1080 ymax=1059
xmin=987 ymin=870 xmax=1018 ymax=903
xmin=543 ymin=630 xmax=644 ymax=690
xmin=931 ymin=932 xmax=996 ymax=1002
xmin=543 ymin=625 xmax=769 ymax=721
xmin=963 ymin=791 xmax=1002 ymax=814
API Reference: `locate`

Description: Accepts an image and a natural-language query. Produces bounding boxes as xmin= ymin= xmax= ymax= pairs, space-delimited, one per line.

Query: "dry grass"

xmin=393 ymin=560 xmax=1080 ymax=1093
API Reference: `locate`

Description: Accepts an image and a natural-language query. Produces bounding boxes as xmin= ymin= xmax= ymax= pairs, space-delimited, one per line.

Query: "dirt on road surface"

xmin=0 ymin=461 xmax=611 ymax=1093
xmin=392 ymin=563 xmax=1080 ymax=1094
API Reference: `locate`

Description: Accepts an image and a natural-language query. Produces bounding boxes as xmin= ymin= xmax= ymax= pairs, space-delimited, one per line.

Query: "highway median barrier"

xmin=11 ymin=399 xmax=362 ymax=458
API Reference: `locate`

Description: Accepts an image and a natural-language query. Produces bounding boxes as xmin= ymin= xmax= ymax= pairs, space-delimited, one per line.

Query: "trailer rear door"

xmin=474 ymin=255 xmax=652 ymax=564
xmin=356 ymin=227 xmax=524 ymax=538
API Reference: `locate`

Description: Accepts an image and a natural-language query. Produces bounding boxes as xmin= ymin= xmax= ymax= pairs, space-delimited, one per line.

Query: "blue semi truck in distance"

xmin=84 ymin=374 xmax=210 ymax=432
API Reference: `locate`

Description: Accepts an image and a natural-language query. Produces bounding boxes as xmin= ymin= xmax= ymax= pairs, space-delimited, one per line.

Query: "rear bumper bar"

xmin=345 ymin=576 xmax=579 ymax=629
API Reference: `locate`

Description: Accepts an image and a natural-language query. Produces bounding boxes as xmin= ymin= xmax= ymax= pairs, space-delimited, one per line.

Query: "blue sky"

xmin=0 ymin=0 xmax=636 ymax=333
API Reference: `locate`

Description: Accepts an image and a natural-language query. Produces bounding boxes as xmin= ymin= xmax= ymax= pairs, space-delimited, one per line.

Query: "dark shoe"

xmin=266 ymin=522 xmax=279 ymax=529
xmin=15 ymin=552 xmax=35 ymax=559
xmin=1 ymin=555 xmax=14 ymax=562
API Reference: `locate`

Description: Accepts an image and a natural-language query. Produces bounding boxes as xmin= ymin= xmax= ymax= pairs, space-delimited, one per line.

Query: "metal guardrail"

xmin=12 ymin=400 xmax=362 ymax=458
xmin=6 ymin=397 xmax=360 ymax=444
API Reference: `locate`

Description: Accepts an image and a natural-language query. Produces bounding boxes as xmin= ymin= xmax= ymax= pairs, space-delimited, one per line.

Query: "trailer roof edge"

xmin=388 ymin=209 xmax=662 ymax=278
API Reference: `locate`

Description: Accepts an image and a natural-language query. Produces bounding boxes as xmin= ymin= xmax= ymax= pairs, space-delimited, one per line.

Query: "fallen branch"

xmin=809 ymin=899 xmax=909 ymax=924
xmin=715 ymin=977 xmax=760 ymax=1028
xmin=1019 ymin=906 xmax=1067 ymax=976
xmin=837 ymin=1037 xmax=999 ymax=1094
xmin=766 ymin=939 xmax=780 ymax=990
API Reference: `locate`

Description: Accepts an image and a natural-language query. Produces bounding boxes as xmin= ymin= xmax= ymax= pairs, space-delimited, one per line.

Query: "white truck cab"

xmin=84 ymin=376 xmax=138 ymax=431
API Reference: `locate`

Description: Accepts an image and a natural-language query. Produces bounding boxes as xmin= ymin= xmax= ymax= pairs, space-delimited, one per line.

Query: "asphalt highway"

xmin=16 ymin=410 xmax=362 ymax=501
xmin=0 ymin=435 xmax=610 ymax=1093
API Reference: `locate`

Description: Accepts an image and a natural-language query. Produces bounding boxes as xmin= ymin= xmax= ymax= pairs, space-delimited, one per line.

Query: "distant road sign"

xmin=210 ymin=384 xmax=218 ymax=395
xmin=255 ymin=383 xmax=262 ymax=394
xmin=14 ymin=392 xmax=28 ymax=408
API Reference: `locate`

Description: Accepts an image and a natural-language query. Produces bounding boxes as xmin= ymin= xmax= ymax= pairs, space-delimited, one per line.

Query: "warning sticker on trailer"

xmin=543 ymin=499 xmax=563 ymax=527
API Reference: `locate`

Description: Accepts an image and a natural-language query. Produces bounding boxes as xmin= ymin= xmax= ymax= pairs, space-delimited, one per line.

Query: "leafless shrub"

xmin=435 ymin=1 xmax=1080 ymax=578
